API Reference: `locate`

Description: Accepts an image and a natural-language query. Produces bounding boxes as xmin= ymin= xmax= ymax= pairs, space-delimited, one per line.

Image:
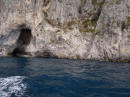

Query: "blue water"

xmin=0 ymin=57 xmax=130 ymax=97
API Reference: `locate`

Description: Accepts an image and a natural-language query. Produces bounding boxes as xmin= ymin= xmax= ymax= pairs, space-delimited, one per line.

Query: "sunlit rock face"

xmin=0 ymin=0 xmax=130 ymax=61
xmin=0 ymin=76 xmax=27 ymax=97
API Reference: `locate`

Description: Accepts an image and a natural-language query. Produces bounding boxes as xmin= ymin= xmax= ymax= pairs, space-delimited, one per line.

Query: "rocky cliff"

xmin=0 ymin=0 xmax=130 ymax=61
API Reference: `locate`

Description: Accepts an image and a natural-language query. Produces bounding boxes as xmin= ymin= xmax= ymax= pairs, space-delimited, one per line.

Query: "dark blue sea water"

xmin=0 ymin=57 xmax=130 ymax=97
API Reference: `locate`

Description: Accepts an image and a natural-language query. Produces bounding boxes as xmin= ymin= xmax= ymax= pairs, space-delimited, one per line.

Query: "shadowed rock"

xmin=11 ymin=25 xmax=32 ymax=56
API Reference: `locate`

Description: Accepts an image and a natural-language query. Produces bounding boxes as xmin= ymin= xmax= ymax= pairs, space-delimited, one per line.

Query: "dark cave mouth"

xmin=11 ymin=26 xmax=32 ymax=56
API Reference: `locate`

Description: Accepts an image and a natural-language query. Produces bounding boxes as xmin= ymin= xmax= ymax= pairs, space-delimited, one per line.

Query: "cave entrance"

xmin=11 ymin=26 xmax=32 ymax=56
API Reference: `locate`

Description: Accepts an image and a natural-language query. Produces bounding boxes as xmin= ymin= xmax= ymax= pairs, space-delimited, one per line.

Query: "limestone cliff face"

xmin=0 ymin=0 xmax=130 ymax=61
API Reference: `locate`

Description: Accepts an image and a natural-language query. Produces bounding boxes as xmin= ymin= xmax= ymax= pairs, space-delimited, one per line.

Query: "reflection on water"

xmin=0 ymin=57 xmax=130 ymax=97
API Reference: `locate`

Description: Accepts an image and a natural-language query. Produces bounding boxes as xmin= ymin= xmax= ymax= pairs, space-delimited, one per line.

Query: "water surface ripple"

xmin=0 ymin=57 xmax=130 ymax=97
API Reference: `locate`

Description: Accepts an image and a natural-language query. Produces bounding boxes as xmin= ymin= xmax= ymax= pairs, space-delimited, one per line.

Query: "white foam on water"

xmin=0 ymin=76 xmax=27 ymax=97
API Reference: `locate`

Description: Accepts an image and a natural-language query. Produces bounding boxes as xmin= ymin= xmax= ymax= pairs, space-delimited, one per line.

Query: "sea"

xmin=0 ymin=57 xmax=130 ymax=97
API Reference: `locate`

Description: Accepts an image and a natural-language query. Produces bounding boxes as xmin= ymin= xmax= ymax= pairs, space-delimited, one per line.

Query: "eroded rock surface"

xmin=0 ymin=0 xmax=130 ymax=61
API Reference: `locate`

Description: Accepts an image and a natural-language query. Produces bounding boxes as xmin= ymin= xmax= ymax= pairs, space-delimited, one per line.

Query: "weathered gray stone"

xmin=0 ymin=0 xmax=130 ymax=61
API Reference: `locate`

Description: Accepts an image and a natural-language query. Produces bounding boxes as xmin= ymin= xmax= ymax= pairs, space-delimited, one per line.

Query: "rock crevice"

xmin=0 ymin=0 xmax=130 ymax=61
